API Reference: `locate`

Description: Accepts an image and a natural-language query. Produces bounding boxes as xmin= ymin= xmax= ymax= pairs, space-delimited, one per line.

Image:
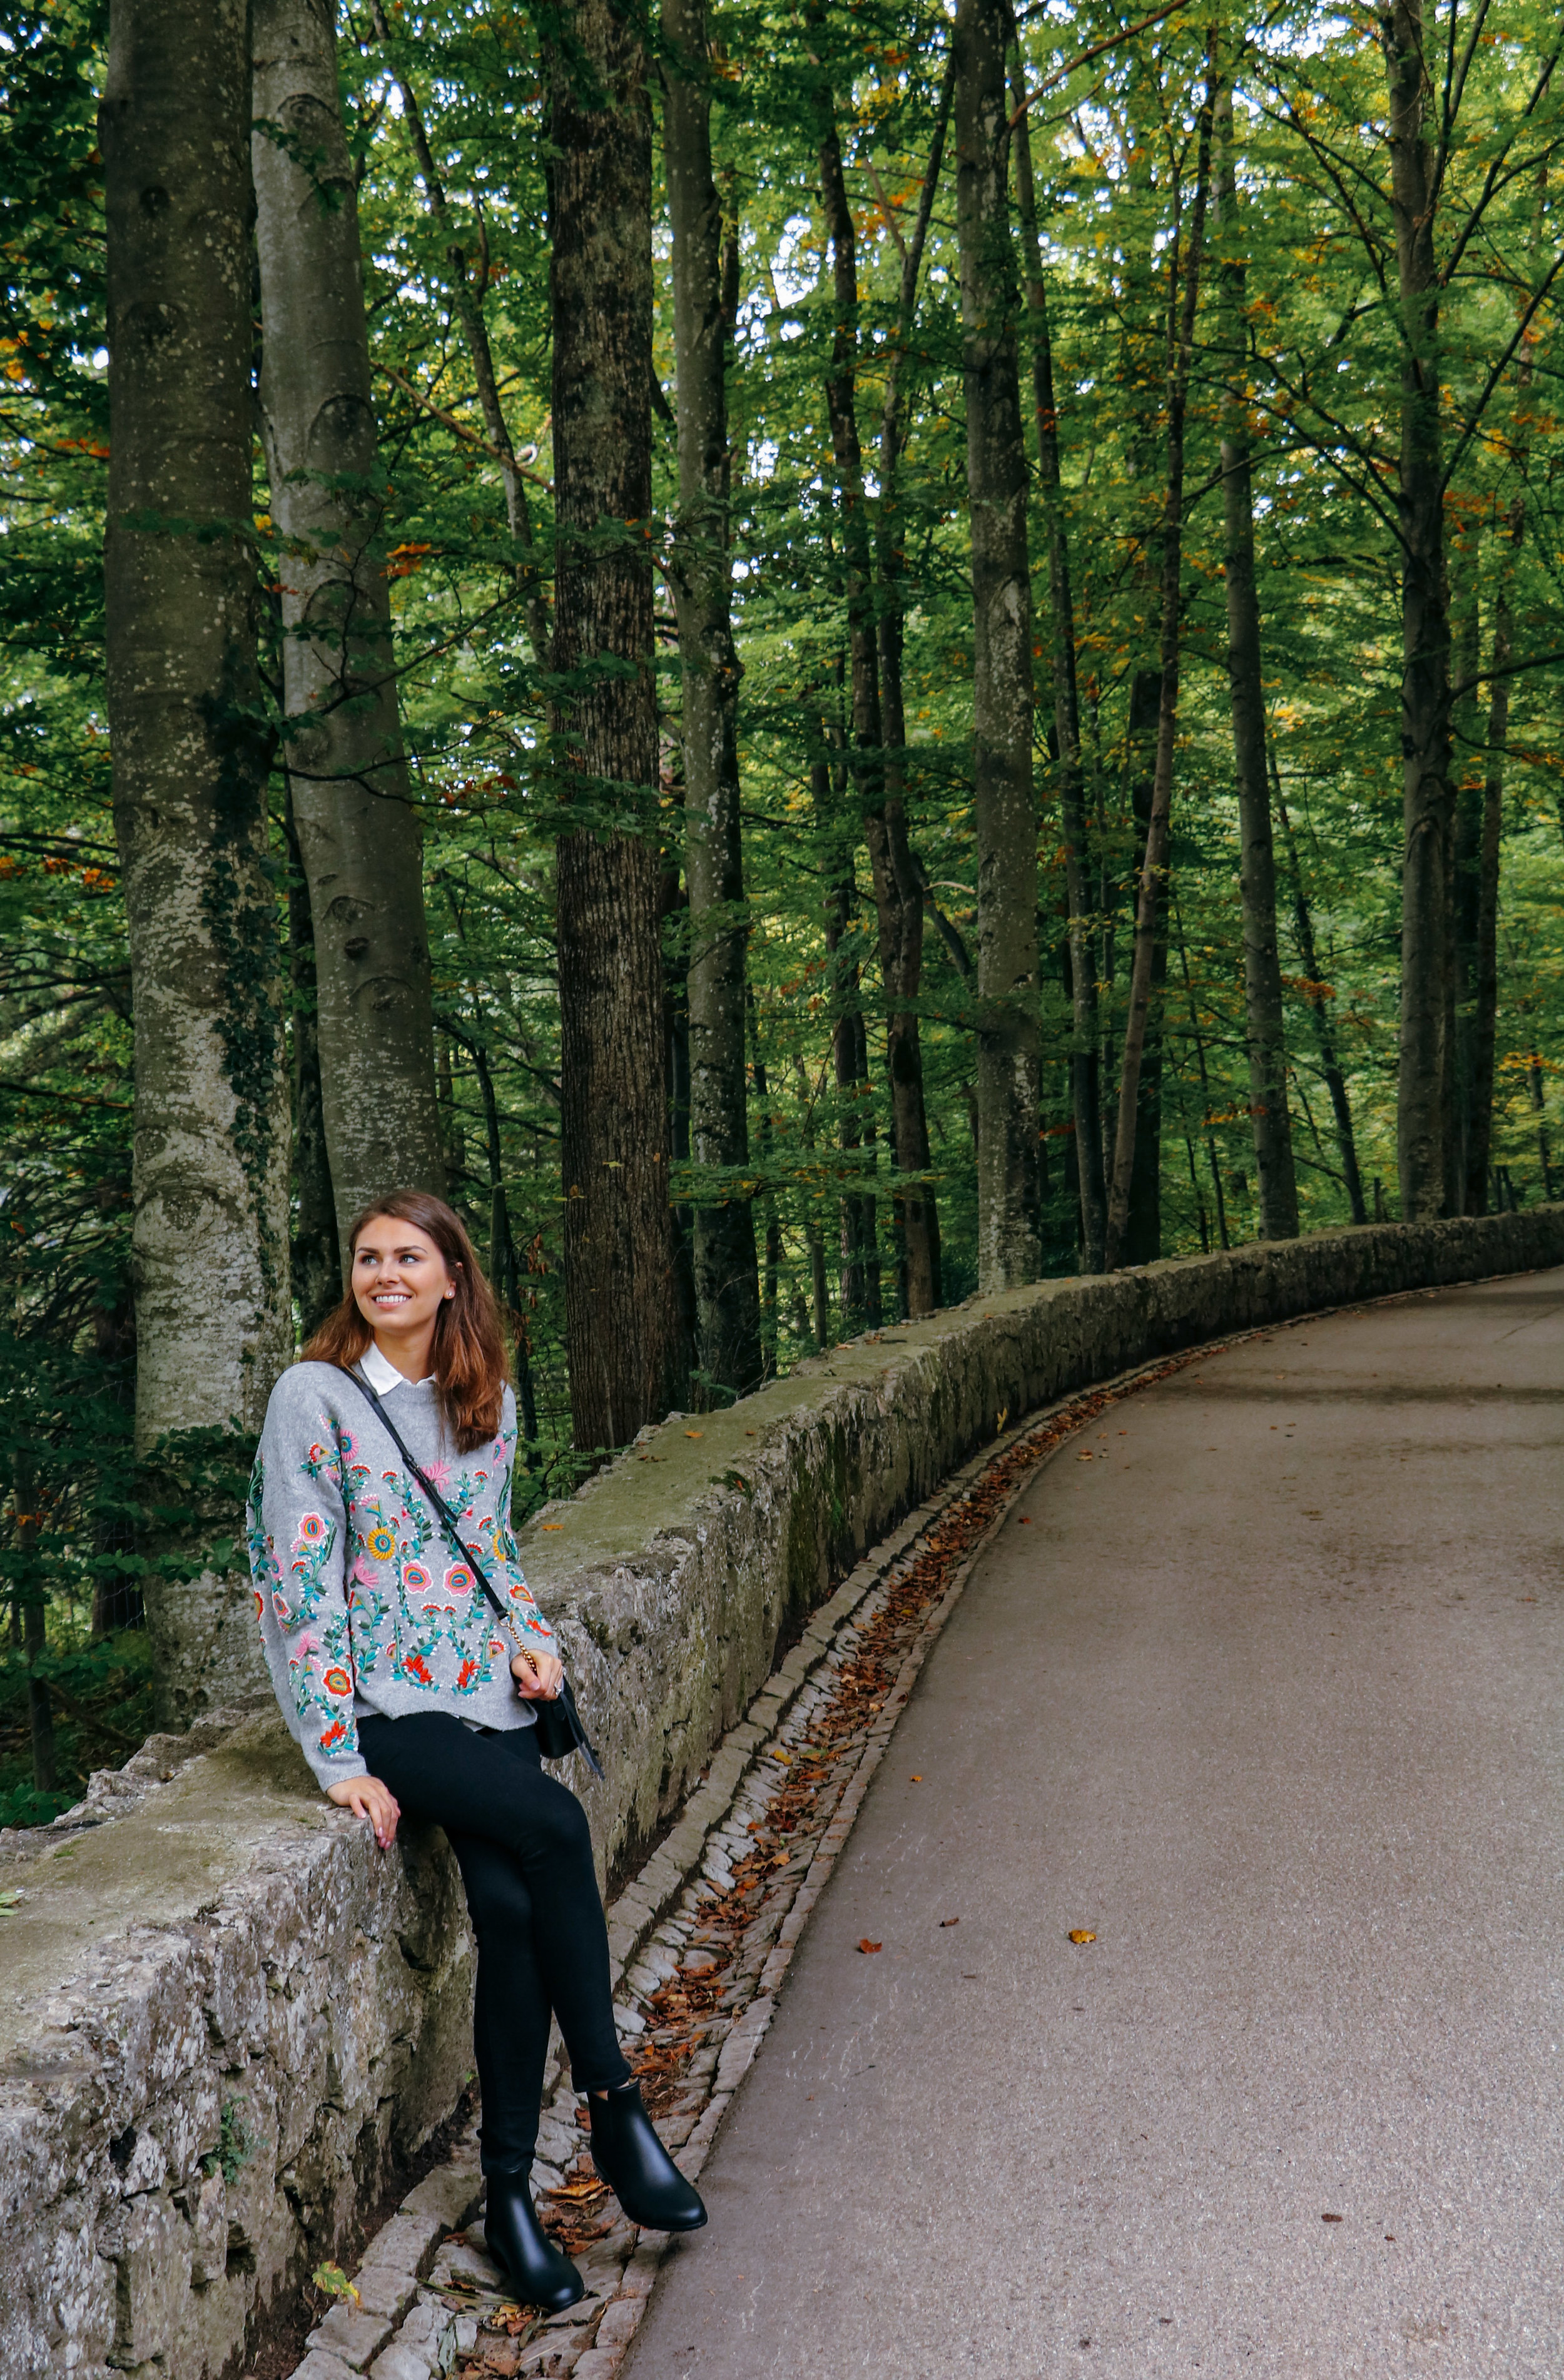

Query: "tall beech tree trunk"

xmin=1271 ymin=748 xmax=1369 ymax=1223
xmin=102 ymin=0 xmax=290 ymax=1724
xmin=1466 ymin=592 xmax=1509 ymax=1212
xmin=1104 ymin=60 xmax=1216 ymax=1272
xmin=547 ymin=0 xmax=682 ymax=1452
xmin=1010 ymin=52 xmax=1105 ymax=1274
xmin=1382 ymin=0 xmax=1453 ymax=1220
xmin=253 ymin=0 xmax=445 ymax=1255
xmin=955 ymin=0 xmax=1040 ymax=1291
xmin=282 ymin=786 xmax=341 ymax=1336
xmin=1447 ymin=529 xmax=1481 ymax=1210
xmin=663 ymin=0 xmax=761 ymax=1394
xmin=873 ymin=52 xmax=956 ymax=1314
xmin=1214 ymin=83 xmax=1298 ymax=1242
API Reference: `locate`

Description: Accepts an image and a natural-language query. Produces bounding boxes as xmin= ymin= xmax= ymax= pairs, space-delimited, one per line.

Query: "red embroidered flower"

xmin=320 ymin=1719 xmax=348 ymax=1753
xmin=323 ymin=1666 xmax=352 ymax=1698
xmin=456 ymin=1659 xmax=479 ymax=1690
xmin=403 ymin=1653 xmax=434 ymax=1687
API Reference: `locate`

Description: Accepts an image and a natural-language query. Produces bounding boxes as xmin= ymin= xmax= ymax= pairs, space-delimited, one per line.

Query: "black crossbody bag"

xmin=344 ymin=1366 xmax=602 ymax=1778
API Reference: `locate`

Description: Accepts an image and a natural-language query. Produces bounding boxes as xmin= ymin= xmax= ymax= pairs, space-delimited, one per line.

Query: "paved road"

xmin=624 ymin=1269 xmax=1564 ymax=2379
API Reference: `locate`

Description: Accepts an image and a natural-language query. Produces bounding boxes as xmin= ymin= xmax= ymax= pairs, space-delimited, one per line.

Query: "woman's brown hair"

xmin=302 ymin=1190 xmax=510 ymax=1453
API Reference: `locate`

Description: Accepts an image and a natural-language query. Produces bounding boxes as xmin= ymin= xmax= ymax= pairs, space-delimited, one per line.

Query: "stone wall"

xmin=3 ymin=1209 xmax=1559 ymax=2379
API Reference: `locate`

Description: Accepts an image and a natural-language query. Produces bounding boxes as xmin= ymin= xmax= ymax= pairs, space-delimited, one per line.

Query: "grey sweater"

xmin=246 ymin=1360 xmax=556 ymax=1789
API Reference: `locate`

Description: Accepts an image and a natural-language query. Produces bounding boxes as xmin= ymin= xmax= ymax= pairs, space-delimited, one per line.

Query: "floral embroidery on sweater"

xmin=248 ymin=1367 xmax=556 ymax=1786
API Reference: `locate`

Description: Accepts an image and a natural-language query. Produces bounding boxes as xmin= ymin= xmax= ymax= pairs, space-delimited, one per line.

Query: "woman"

xmin=247 ymin=1190 xmax=704 ymax=2311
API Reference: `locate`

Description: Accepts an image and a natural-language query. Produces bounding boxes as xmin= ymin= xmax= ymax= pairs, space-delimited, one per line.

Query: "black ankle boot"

xmin=483 ymin=2169 xmax=584 ymax=2311
xmin=589 ymin=2080 xmax=708 ymax=2232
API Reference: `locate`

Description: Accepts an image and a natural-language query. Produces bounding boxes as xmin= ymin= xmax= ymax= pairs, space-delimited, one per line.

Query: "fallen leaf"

xmin=541 ymin=1523 xmax=563 ymax=1531
xmin=0 ymin=1890 xmax=23 ymax=1912
xmin=1018 ymin=1516 xmax=1032 ymax=1524
xmin=856 ymin=1938 xmax=883 ymax=1954
xmin=939 ymin=1917 xmax=960 ymax=1927
xmin=312 ymin=2262 xmax=360 ymax=2303
xmin=548 ymin=2179 xmax=608 ymax=2202
xmin=685 ymin=1429 xmax=704 ymax=1438
xmin=910 ymin=1773 xmax=923 ymax=1781
xmin=1321 ymin=2211 xmax=1343 ymax=2223
xmin=1067 ymin=1929 xmax=1096 ymax=1945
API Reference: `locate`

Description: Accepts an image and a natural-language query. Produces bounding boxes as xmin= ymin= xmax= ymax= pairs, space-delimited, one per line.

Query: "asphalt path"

xmin=623 ymin=1267 xmax=1564 ymax=2379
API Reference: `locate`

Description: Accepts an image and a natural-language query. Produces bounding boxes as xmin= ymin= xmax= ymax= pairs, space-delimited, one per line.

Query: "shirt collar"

xmin=360 ymin=1341 xmax=434 ymax=1395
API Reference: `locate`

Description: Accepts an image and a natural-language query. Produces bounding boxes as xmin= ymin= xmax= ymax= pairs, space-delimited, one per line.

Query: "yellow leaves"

xmin=386 ymin=540 xmax=431 ymax=579
xmin=684 ymin=1428 xmax=704 ymax=1438
xmin=312 ymin=2264 xmax=359 ymax=2303
xmin=541 ymin=1522 xmax=563 ymax=1531
xmin=1067 ymin=1930 xmax=1097 ymax=1945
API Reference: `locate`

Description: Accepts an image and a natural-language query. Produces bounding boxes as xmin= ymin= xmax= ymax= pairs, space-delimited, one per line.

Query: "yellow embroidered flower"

xmin=363 ymin=1524 xmax=397 ymax=1561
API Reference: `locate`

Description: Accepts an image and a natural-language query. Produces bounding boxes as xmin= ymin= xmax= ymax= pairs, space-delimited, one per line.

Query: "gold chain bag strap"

xmin=345 ymin=1367 xmax=603 ymax=1776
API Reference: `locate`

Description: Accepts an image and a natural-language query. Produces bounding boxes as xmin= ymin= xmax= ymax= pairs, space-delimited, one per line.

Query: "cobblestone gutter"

xmin=2 ymin=1212 xmax=1558 ymax=2380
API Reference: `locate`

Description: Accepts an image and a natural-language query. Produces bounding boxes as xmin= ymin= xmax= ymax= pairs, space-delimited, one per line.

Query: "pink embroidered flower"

xmin=402 ymin=1562 xmax=431 ymax=1594
xmin=295 ymin=1511 xmax=328 ymax=1546
xmin=272 ymin=1591 xmax=290 ymax=1621
xmin=352 ymin=1554 xmax=379 ymax=1588
xmin=424 ymin=1457 xmax=453 ymax=1493
xmin=444 ymin=1564 xmax=476 ymax=1599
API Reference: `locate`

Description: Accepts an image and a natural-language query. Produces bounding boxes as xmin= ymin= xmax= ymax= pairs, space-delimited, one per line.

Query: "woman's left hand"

xmin=510 ymin=1644 xmax=564 ymax=1700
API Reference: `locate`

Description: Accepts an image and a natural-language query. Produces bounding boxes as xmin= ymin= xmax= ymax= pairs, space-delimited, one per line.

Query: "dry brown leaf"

xmin=939 ymin=1917 xmax=960 ymax=1927
xmin=856 ymin=1938 xmax=883 ymax=1954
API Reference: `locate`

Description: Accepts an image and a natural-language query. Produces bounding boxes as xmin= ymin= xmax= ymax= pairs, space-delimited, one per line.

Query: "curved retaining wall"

xmin=3 ymin=1209 xmax=1560 ymax=2378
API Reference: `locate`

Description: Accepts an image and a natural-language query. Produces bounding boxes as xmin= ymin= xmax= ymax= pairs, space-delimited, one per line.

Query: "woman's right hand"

xmin=327 ymin=1773 xmax=400 ymax=1849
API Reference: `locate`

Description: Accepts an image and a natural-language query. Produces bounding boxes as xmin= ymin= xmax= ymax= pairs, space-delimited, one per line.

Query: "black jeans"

xmin=358 ymin=1712 xmax=631 ymax=2175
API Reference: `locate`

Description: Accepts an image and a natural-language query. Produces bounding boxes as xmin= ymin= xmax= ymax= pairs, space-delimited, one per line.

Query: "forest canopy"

xmin=1 ymin=0 xmax=1560 ymax=1818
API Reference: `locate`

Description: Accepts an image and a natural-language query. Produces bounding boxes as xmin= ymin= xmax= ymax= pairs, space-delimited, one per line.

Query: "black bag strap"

xmin=340 ymin=1365 xmax=602 ymax=1776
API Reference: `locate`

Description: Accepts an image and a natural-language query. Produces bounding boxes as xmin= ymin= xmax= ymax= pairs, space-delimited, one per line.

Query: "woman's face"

xmin=351 ymin=1217 xmax=455 ymax=1342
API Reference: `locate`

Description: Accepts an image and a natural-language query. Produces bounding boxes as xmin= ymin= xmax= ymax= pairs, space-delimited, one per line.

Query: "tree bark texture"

xmin=1104 ymin=61 xmax=1214 ymax=1272
xmin=1009 ymin=51 xmax=1106 ymax=1272
xmin=663 ymin=0 xmax=761 ymax=1394
xmin=547 ymin=0 xmax=682 ymax=1452
xmin=1466 ymin=593 xmax=1508 ymax=1213
xmin=1214 ymin=83 xmax=1299 ymax=1242
xmin=1381 ymin=0 xmax=1453 ymax=1220
xmin=956 ymin=0 xmax=1040 ymax=1292
xmin=873 ymin=51 xmax=956 ymax=1314
xmin=101 ymin=0 xmax=291 ymax=1460
xmin=1272 ymin=749 xmax=1369 ymax=1223
xmin=253 ymin=0 xmax=445 ymax=1256
xmin=283 ymin=786 xmax=341 ymax=1337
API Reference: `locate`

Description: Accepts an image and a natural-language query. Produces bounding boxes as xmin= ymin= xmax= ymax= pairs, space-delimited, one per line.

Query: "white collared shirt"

xmin=360 ymin=1341 xmax=435 ymax=1395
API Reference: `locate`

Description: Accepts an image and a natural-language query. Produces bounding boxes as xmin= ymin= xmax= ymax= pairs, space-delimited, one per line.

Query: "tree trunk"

xmin=1104 ymin=58 xmax=1215 ymax=1272
xmin=955 ymin=0 xmax=1040 ymax=1291
xmin=1214 ymin=82 xmax=1298 ymax=1242
xmin=1271 ymin=748 xmax=1369 ymax=1223
xmin=816 ymin=75 xmax=898 ymax=1317
xmin=16 ymin=1471 xmax=56 ymax=1796
xmin=663 ymin=0 xmax=761 ymax=1394
xmin=1009 ymin=51 xmax=1105 ymax=1274
xmin=547 ymin=0 xmax=682 ymax=1453
xmin=282 ymin=785 xmax=341 ymax=1336
xmin=253 ymin=0 xmax=445 ymax=1258
xmin=101 ymin=0 xmax=290 ymax=1723
xmin=1381 ymin=0 xmax=1453 ymax=1220
xmin=1447 ymin=525 xmax=1481 ymax=1210
xmin=874 ymin=52 xmax=957 ymax=1314
xmin=1465 ymin=594 xmax=1508 ymax=1213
